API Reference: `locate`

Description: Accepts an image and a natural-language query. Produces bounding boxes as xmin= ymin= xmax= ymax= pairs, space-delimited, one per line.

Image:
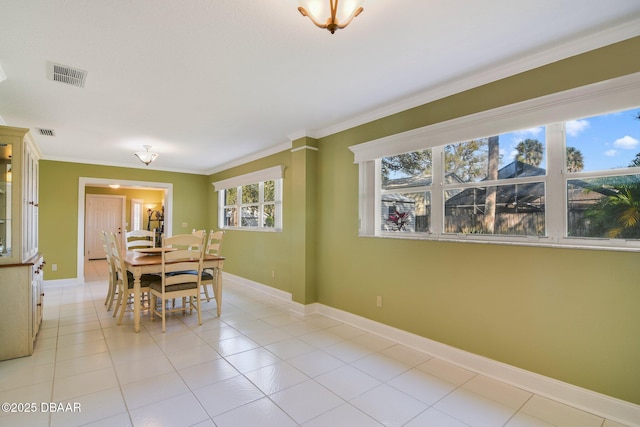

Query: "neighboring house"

xmin=383 ymin=161 xmax=612 ymax=235
xmin=445 ymin=161 xmax=546 ymax=215
xmin=447 ymin=161 xmax=616 ymax=235
xmin=382 ymin=172 xmax=465 ymax=232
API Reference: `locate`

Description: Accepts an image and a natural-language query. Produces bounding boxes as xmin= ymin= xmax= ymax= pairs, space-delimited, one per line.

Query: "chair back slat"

xmin=160 ymin=233 xmax=206 ymax=291
xmin=126 ymin=229 xmax=156 ymax=249
xmin=205 ymin=230 xmax=224 ymax=256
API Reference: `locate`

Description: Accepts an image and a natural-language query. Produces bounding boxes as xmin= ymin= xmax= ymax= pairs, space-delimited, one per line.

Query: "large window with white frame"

xmin=351 ymin=73 xmax=640 ymax=250
xmin=213 ymin=166 xmax=283 ymax=231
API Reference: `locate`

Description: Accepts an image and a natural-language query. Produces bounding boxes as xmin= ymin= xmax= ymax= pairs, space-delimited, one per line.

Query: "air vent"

xmin=36 ymin=128 xmax=56 ymax=137
xmin=48 ymin=62 xmax=87 ymax=88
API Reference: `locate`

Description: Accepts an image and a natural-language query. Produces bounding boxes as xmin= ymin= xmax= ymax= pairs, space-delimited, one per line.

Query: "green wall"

xmin=208 ymin=36 xmax=640 ymax=405
xmin=39 ymin=36 xmax=640 ymax=405
xmin=40 ymin=161 xmax=209 ymax=280
xmin=208 ymin=150 xmax=293 ymax=294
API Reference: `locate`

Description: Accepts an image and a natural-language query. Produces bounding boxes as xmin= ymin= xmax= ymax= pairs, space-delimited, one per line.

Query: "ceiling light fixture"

xmin=134 ymin=145 xmax=159 ymax=166
xmin=298 ymin=0 xmax=364 ymax=34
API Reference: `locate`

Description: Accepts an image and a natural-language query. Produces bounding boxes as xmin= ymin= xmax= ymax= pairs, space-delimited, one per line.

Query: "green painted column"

xmin=290 ymin=137 xmax=318 ymax=304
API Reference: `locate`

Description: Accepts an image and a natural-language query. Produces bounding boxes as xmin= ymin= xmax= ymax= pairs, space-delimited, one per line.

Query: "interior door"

xmin=85 ymin=195 xmax=125 ymax=260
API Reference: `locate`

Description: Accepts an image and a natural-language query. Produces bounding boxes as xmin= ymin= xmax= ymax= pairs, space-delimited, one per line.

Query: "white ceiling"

xmin=1 ymin=1 xmax=639 ymax=175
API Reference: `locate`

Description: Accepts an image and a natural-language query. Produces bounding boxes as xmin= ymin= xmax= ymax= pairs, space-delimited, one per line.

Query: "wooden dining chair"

xmin=148 ymin=233 xmax=206 ymax=332
xmin=100 ymin=230 xmax=118 ymax=311
xmin=200 ymin=230 xmax=224 ymax=315
xmin=125 ymin=229 xmax=156 ymax=250
xmin=107 ymin=232 xmax=154 ymax=323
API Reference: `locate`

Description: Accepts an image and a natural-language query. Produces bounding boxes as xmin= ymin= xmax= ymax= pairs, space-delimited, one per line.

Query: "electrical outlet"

xmin=272 ymin=270 xmax=275 ymax=278
xmin=182 ymin=222 xmax=188 ymax=228
xmin=376 ymin=296 xmax=383 ymax=308
xmin=52 ymin=264 xmax=58 ymax=271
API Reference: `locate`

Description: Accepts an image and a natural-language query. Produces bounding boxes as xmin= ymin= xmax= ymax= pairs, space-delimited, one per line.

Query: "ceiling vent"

xmin=48 ymin=62 xmax=87 ymax=88
xmin=36 ymin=128 xmax=56 ymax=137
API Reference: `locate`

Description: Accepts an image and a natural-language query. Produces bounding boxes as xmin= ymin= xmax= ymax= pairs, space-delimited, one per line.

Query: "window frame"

xmin=351 ymin=72 xmax=640 ymax=251
xmin=131 ymin=198 xmax=143 ymax=231
xmin=213 ymin=166 xmax=283 ymax=232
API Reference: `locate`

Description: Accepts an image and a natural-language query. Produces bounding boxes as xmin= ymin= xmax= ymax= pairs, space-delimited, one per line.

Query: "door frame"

xmin=77 ymin=177 xmax=173 ymax=282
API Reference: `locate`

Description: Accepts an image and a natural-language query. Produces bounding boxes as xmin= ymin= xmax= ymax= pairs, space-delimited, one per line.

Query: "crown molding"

xmin=206 ymin=141 xmax=292 ymax=175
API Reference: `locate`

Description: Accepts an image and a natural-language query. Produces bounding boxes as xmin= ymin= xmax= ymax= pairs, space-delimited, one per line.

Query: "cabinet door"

xmin=0 ymin=125 xmax=38 ymax=266
xmin=22 ymin=140 xmax=38 ymax=260
xmin=31 ymin=259 xmax=43 ymax=338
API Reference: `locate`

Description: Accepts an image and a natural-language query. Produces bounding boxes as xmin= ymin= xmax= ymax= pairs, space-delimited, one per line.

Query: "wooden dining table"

xmin=124 ymin=249 xmax=225 ymax=332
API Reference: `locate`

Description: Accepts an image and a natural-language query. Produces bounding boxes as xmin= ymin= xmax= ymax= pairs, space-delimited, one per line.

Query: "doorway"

xmin=77 ymin=177 xmax=173 ymax=282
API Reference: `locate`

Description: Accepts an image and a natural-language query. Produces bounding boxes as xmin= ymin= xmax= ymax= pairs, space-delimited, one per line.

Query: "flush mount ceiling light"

xmin=298 ymin=0 xmax=364 ymax=34
xmin=134 ymin=145 xmax=159 ymax=166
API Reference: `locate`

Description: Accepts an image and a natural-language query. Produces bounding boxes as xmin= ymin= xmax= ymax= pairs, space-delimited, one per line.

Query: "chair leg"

xmin=150 ymin=294 xmax=156 ymax=322
xmin=113 ymin=287 xmax=123 ymax=318
xmin=117 ymin=291 xmax=128 ymax=325
xmin=106 ymin=283 xmax=116 ymax=311
xmin=161 ymin=297 xmax=166 ymax=333
xmin=202 ymin=282 xmax=211 ymax=302
xmin=196 ymin=292 xmax=202 ymax=326
xmin=104 ymin=279 xmax=112 ymax=307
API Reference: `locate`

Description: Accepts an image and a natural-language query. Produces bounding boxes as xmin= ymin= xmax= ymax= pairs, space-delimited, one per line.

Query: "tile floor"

xmin=0 ymin=261 xmax=631 ymax=427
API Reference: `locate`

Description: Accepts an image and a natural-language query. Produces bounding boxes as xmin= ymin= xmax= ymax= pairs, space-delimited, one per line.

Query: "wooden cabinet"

xmin=0 ymin=255 xmax=45 ymax=360
xmin=0 ymin=125 xmax=43 ymax=360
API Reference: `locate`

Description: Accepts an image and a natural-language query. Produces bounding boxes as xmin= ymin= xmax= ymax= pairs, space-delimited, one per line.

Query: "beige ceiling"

xmin=1 ymin=1 xmax=639 ymax=174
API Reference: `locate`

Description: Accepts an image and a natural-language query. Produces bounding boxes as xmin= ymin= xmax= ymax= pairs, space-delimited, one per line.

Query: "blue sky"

xmin=500 ymin=107 xmax=640 ymax=172
xmin=386 ymin=107 xmax=640 ymax=180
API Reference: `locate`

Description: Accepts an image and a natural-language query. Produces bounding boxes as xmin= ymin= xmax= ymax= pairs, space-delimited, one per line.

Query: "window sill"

xmin=221 ymin=227 xmax=281 ymax=233
xmin=362 ymin=232 xmax=640 ymax=253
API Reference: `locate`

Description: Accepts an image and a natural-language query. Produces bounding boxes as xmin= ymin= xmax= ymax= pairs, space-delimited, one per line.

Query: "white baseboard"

xmin=223 ymin=273 xmax=292 ymax=302
xmin=44 ymin=278 xmax=83 ymax=287
xmin=223 ymin=273 xmax=640 ymax=426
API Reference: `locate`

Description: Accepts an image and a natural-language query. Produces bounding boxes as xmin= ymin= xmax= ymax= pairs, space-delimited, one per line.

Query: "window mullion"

xmin=237 ymin=186 xmax=243 ymax=227
xmin=546 ymin=123 xmax=565 ymax=242
xmin=259 ymin=181 xmax=264 ymax=228
xmin=369 ymin=160 xmax=380 ymax=235
xmin=431 ymin=146 xmax=444 ymax=236
xmin=276 ymin=178 xmax=283 ymax=230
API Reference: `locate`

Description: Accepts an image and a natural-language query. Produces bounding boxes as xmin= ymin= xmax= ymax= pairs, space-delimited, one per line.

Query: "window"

xmin=381 ymin=149 xmax=432 ymax=233
xmin=564 ymin=109 xmax=640 ymax=240
xmin=213 ymin=166 xmax=283 ymax=231
xmin=443 ymin=131 xmax=547 ymax=237
xmin=351 ymin=73 xmax=640 ymax=250
xmin=131 ymin=199 xmax=143 ymax=231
